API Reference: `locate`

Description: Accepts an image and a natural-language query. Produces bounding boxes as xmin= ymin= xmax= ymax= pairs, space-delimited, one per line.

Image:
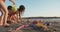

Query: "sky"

xmin=0 ymin=0 xmax=60 ymax=17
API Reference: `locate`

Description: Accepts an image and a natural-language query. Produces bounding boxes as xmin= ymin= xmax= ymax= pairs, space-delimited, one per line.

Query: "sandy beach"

xmin=0 ymin=20 xmax=60 ymax=32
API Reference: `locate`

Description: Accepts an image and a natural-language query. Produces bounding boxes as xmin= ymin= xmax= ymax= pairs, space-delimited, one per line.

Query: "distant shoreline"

xmin=22 ymin=17 xmax=60 ymax=19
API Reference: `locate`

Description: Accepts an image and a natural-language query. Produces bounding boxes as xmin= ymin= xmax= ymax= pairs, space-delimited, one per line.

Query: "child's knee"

xmin=6 ymin=11 xmax=8 ymax=13
xmin=0 ymin=9 xmax=5 ymax=15
xmin=5 ymin=11 xmax=8 ymax=14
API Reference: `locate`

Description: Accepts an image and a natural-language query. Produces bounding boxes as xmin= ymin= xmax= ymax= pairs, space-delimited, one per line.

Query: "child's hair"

xmin=18 ymin=5 xmax=25 ymax=16
xmin=18 ymin=5 xmax=25 ymax=13
xmin=7 ymin=6 xmax=12 ymax=10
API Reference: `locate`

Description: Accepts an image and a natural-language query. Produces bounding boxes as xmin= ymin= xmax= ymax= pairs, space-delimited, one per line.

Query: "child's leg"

xmin=16 ymin=13 xmax=19 ymax=22
xmin=0 ymin=1 xmax=9 ymax=26
xmin=14 ymin=14 xmax=18 ymax=22
xmin=12 ymin=15 xmax=18 ymax=24
xmin=18 ymin=12 xmax=22 ymax=23
xmin=9 ymin=15 xmax=17 ymax=24
xmin=10 ymin=13 xmax=19 ymax=24
xmin=0 ymin=8 xmax=5 ymax=26
xmin=17 ymin=13 xmax=19 ymax=21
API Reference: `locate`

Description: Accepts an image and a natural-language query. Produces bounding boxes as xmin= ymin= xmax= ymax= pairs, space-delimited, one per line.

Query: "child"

xmin=7 ymin=6 xmax=18 ymax=24
xmin=0 ymin=0 xmax=16 ymax=26
xmin=17 ymin=5 xmax=25 ymax=23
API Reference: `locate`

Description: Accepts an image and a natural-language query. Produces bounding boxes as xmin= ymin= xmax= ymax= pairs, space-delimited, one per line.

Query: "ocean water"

xmin=22 ymin=18 xmax=60 ymax=22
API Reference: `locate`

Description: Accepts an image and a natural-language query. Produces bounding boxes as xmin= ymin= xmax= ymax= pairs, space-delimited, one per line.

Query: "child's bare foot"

xmin=0 ymin=22 xmax=3 ymax=26
xmin=0 ymin=24 xmax=3 ymax=26
xmin=3 ymin=23 xmax=10 ymax=27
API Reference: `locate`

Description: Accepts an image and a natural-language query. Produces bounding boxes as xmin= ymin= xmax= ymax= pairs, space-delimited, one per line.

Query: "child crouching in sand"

xmin=7 ymin=5 xmax=25 ymax=24
xmin=7 ymin=5 xmax=18 ymax=24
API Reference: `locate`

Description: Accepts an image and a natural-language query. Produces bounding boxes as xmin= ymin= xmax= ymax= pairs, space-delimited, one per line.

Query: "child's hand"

xmin=9 ymin=0 xmax=16 ymax=5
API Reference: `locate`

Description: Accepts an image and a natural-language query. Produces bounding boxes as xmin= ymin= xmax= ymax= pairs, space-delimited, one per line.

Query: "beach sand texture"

xmin=0 ymin=21 xmax=60 ymax=32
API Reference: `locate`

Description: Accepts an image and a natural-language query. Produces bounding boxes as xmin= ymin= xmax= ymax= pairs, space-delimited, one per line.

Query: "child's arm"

xmin=9 ymin=0 xmax=16 ymax=5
